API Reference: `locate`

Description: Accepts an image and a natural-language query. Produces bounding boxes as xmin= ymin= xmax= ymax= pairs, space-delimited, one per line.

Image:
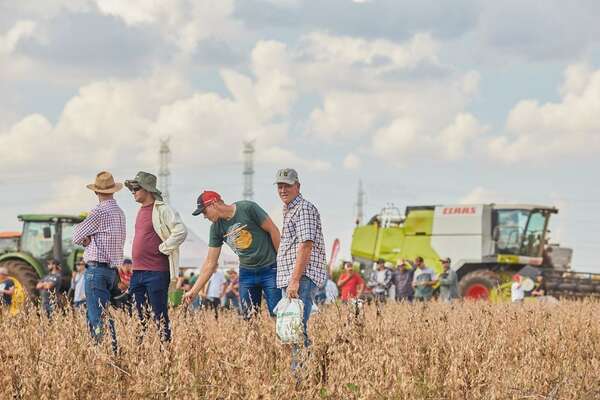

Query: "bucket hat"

xmin=124 ymin=171 xmax=163 ymax=201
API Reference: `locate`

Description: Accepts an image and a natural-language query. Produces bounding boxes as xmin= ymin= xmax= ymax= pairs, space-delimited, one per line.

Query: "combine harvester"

xmin=351 ymin=204 xmax=597 ymax=300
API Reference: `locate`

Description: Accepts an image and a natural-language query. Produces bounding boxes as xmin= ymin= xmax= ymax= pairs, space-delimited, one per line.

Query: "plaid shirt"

xmin=72 ymin=199 xmax=126 ymax=268
xmin=276 ymin=194 xmax=327 ymax=289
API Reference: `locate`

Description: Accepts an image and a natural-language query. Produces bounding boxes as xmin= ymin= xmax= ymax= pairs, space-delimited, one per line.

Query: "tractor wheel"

xmin=459 ymin=270 xmax=500 ymax=300
xmin=0 ymin=259 xmax=40 ymax=312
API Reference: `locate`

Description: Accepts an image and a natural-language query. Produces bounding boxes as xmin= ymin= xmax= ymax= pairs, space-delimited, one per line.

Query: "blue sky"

xmin=0 ymin=0 xmax=597 ymax=270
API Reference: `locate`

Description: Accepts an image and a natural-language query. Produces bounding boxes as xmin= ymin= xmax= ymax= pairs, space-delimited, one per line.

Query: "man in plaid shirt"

xmin=275 ymin=168 xmax=327 ymax=358
xmin=73 ymin=171 xmax=126 ymax=352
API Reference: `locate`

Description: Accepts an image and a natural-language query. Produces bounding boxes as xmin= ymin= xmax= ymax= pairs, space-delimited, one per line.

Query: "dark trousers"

xmin=130 ymin=270 xmax=171 ymax=342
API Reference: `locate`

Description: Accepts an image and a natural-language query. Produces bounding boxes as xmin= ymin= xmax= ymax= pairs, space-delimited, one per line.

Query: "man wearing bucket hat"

xmin=124 ymin=171 xmax=187 ymax=343
xmin=73 ymin=171 xmax=126 ymax=351
xmin=183 ymin=191 xmax=282 ymax=319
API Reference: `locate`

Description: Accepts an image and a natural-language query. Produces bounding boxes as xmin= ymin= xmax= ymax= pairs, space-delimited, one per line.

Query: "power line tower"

xmin=355 ymin=179 xmax=365 ymax=226
xmin=242 ymin=141 xmax=255 ymax=200
xmin=158 ymin=138 xmax=171 ymax=203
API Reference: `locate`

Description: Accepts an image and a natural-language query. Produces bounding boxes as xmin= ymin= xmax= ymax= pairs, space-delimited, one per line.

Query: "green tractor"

xmin=0 ymin=214 xmax=85 ymax=312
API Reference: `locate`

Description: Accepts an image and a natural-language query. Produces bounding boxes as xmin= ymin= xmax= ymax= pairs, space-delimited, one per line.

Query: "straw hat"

xmin=86 ymin=171 xmax=123 ymax=194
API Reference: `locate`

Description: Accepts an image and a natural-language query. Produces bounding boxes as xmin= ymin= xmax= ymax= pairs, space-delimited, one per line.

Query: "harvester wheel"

xmin=459 ymin=270 xmax=500 ymax=300
xmin=0 ymin=259 xmax=39 ymax=310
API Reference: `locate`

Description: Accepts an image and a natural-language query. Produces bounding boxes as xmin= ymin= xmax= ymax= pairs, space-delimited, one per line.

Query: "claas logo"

xmin=442 ymin=207 xmax=476 ymax=215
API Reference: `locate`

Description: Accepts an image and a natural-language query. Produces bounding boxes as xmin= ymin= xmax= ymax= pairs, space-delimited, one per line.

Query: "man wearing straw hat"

xmin=124 ymin=171 xmax=187 ymax=343
xmin=73 ymin=171 xmax=126 ymax=352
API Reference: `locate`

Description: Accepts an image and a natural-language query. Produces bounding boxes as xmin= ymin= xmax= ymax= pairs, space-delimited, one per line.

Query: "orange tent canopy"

xmin=0 ymin=231 xmax=21 ymax=239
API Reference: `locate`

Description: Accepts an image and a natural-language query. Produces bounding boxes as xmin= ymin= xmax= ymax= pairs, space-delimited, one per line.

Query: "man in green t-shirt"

xmin=184 ymin=191 xmax=282 ymax=317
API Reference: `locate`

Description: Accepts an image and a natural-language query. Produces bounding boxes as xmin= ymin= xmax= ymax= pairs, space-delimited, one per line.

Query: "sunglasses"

xmin=129 ymin=185 xmax=142 ymax=193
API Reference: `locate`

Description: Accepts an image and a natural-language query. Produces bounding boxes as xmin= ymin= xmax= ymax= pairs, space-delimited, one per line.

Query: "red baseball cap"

xmin=192 ymin=191 xmax=222 ymax=216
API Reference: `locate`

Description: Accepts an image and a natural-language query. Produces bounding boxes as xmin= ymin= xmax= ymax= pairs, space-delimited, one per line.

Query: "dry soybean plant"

xmin=1 ymin=300 xmax=600 ymax=399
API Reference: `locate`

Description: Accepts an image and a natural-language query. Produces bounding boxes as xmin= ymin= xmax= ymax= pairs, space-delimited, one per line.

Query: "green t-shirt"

xmin=208 ymin=201 xmax=276 ymax=268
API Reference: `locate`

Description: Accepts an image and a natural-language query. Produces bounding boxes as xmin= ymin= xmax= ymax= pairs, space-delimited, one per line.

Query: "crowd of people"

xmin=4 ymin=167 xmax=328 ymax=373
xmin=331 ymin=256 xmax=459 ymax=304
xmin=0 ymin=167 xmax=553 ymax=379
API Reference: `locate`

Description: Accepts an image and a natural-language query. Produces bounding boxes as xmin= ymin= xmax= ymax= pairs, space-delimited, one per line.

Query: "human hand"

xmin=183 ymin=290 xmax=198 ymax=305
xmin=287 ymin=279 xmax=300 ymax=298
xmin=82 ymin=237 xmax=91 ymax=247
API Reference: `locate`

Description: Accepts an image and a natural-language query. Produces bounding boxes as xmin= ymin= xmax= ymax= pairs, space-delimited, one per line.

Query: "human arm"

xmin=286 ymin=241 xmax=313 ymax=298
xmin=183 ymin=246 xmax=221 ymax=304
xmin=260 ymin=217 xmax=281 ymax=252
xmin=72 ymin=208 xmax=100 ymax=245
xmin=158 ymin=205 xmax=188 ymax=255
xmin=356 ymin=276 xmax=365 ymax=297
xmin=337 ymin=273 xmax=351 ymax=287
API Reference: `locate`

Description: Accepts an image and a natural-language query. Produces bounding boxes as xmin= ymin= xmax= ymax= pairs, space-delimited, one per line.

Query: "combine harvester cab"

xmin=351 ymin=203 xmax=578 ymax=301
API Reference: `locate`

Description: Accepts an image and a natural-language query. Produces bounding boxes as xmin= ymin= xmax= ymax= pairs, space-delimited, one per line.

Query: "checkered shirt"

xmin=276 ymin=194 xmax=327 ymax=289
xmin=72 ymin=199 xmax=126 ymax=268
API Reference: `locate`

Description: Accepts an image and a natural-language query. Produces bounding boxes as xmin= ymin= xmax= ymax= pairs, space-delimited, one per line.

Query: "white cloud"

xmin=459 ymin=187 xmax=503 ymax=204
xmin=0 ymin=20 xmax=36 ymax=56
xmin=259 ymin=146 xmax=332 ymax=172
xmin=439 ymin=113 xmax=488 ymax=160
xmin=488 ymin=63 xmax=600 ymax=163
xmin=0 ymin=39 xmax=327 ymax=175
xmin=289 ymin=31 xmax=483 ymax=162
xmin=300 ymin=31 xmax=439 ymax=74
xmin=39 ymin=176 xmax=99 ymax=214
xmin=94 ymin=0 xmax=242 ymax=53
xmin=342 ymin=152 xmax=361 ymax=170
xmin=372 ymin=117 xmax=426 ymax=160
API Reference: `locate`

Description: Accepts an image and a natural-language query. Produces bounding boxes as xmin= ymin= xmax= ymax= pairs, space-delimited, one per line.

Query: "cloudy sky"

xmin=1 ymin=0 xmax=597 ymax=271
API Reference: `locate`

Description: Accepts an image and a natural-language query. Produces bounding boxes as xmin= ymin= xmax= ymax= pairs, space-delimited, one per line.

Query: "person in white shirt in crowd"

xmin=70 ymin=260 xmax=86 ymax=309
xmin=511 ymin=274 xmax=525 ymax=303
xmin=204 ymin=269 xmax=225 ymax=318
xmin=368 ymin=259 xmax=392 ymax=303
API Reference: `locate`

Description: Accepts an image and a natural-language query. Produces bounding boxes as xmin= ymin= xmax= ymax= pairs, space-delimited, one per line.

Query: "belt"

xmin=86 ymin=261 xmax=112 ymax=269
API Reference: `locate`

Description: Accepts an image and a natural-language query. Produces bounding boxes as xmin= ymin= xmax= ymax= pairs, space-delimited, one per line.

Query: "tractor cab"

xmin=17 ymin=214 xmax=85 ymax=274
xmin=491 ymin=205 xmax=556 ymax=266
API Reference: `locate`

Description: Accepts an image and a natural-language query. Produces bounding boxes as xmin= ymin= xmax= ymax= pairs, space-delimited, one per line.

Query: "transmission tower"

xmin=158 ymin=138 xmax=171 ymax=203
xmin=355 ymin=179 xmax=365 ymax=225
xmin=242 ymin=141 xmax=255 ymax=200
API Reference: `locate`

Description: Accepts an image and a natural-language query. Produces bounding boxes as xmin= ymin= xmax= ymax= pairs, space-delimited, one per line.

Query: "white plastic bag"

xmin=274 ymin=297 xmax=304 ymax=344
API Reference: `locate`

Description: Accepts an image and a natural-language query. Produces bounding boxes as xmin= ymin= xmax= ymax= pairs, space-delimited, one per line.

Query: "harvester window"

xmin=521 ymin=211 xmax=546 ymax=257
xmin=493 ymin=210 xmax=529 ymax=255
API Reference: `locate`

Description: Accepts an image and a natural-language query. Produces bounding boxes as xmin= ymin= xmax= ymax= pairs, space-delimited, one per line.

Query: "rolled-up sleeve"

xmin=72 ymin=208 xmax=100 ymax=244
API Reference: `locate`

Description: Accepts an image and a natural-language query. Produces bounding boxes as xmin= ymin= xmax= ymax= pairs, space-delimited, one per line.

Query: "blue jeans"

xmin=84 ymin=263 xmax=118 ymax=352
xmin=239 ymin=262 xmax=281 ymax=318
xmin=282 ymin=276 xmax=317 ymax=348
xmin=129 ymin=270 xmax=171 ymax=342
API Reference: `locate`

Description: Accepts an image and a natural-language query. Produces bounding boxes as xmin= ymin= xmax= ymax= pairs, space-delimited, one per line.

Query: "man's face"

xmin=277 ymin=182 xmax=300 ymax=205
xmin=202 ymin=203 xmax=219 ymax=223
xmin=377 ymin=262 xmax=385 ymax=270
xmin=47 ymin=262 xmax=57 ymax=272
xmin=130 ymin=184 xmax=151 ymax=204
xmin=442 ymin=261 xmax=450 ymax=271
xmin=415 ymin=259 xmax=424 ymax=269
